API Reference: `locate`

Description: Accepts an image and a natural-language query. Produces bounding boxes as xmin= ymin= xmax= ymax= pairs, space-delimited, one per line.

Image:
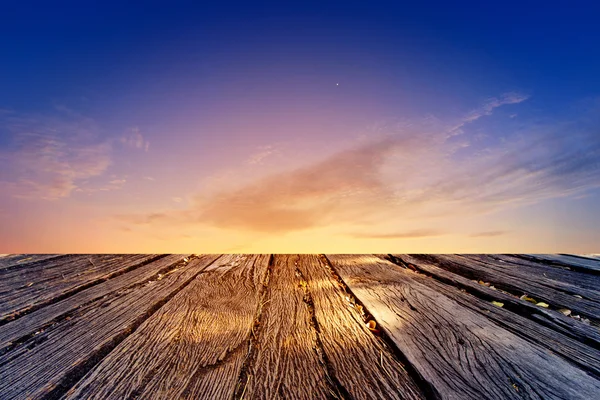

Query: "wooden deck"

xmin=0 ymin=254 xmax=599 ymax=399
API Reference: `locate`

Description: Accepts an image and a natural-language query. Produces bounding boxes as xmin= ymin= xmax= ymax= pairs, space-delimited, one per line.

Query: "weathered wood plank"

xmin=62 ymin=254 xmax=268 ymax=400
xmin=0 ymin=254 xmax=219 ymax=400
xmin=0 ymin=254 xmax=69 ymax=270
xmin=239 ymin=254 xmax=339 ymax=399
xmin=390 ymin=254 xmax=600 ymax=377
xmin=411 ymin=254 xmax=600 ymax=322
xmin=523 ymin=254 xmax=600 ymax=274
xmin=327 ymin=254 xmax=600 ymax=400
xmin=0 ymin=254 xmax=191 ymax=351
xmin=476 ymin=255 xmax=600 ymax=293
xmin=0 ymin=254 xmax=162 ymax=323
xmin=391 ymin=255 xmax=600 ymax=350
xmin=296 ymin=255 xmax=425 ymax=399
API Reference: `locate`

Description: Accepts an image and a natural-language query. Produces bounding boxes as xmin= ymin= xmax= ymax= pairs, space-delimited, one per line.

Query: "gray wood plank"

xmin=525 ymin=254 xmax=600 ymax=274
xmin=62 ymin=254 xmax=267 ymax=400
xmin=0 ymin=254 xmax=191 ymax=351
xmin=0 ymin=255 xmax=219 ymax=400
xmin=476 ymin=255 xmax=600 ymax=293
xmin=391 ymin=254 xmax=600 ymax=377
xmin=411 ymin=254 xmax=600 ymax=322
xmin=296 ymin=255 xmax=425 ymax=400
xmin=0 ymin=254 xmax=69 ymax=270
xmin=327 ymin=254 xmax=600 ymax=400
xmin=0 ymin=254 xmax=162 ymax=323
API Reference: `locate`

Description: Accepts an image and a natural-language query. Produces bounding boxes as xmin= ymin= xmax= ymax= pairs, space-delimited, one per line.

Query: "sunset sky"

xmin=1 ymin=1 xmax=600 ymax=252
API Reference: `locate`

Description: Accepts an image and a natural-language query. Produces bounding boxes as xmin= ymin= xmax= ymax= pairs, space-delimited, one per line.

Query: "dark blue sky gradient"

xmin=2 ymin=1 xmax=599 ymax=112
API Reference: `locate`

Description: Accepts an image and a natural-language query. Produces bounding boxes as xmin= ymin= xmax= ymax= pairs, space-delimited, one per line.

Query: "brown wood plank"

xmin=239 ymin=254 xmax=339 ymax=399
xmin=411 ymin=254 xmax=600 ymax=322
xmin=0 ymin=254 xmax=162 ymax=323
xmin=62 ymin=254 xmax=268 ymax=400
xmin=0 ymin=254 xmax=220 ymax=400
xmin=327 ymin=254 xmax=600 ymax=400
xmin=0 ymin=254 xmax=191 ymax=351
xmin=296 ymin=255 xmax=425 ymax=400
xmin=390 ymin=254 xmax=600 ymax=377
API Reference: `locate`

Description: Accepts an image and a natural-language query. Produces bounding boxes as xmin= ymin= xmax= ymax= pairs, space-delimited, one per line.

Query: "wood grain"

xmin=390 ymin=254 xmax=600 ymax=351
xmin=327 ymin=254 xmax=600 ymax=400
xmin=239 ymin=254 xmax=336 ymax=399
xmin=474 ymin=255 xmax=600 ymax=293
xmin=0 ymin=254 xmax=69 ymax=270
xmin=63 ymin=254 xmax=269 ymax=400
xmin=0 ymin=254 xmax=191 ymax=351
xmin=391 ymin=254 xmax=600 ymax=377
xmin=522 ymin=254 xmax=600 ymax=274
xmin=0 ymin=254 xmax=162 ymax=323
xmin=297 ymin=254 xmax=425 ymax=400
xmin=410 ymin=254 xmax=600 ymax=321
xmin=0 ymin=255 xmax=219 ymax=400
xmin=1 ymin=253 xmax=600 ymax=399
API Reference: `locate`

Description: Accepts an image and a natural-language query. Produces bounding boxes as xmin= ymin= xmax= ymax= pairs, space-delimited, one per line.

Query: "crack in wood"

xmin=295 ymin=263 xmax=351 ymax=400
xmin=387 ymin=255 xmax=600 ymax=349
xmin=386 ymin=254 xmax=600 ymax=378
xmin=408 ymin=254 xmax=600 ymax=325
xmin=232 ymin=254 xmax=274 ymax=400
xmin=319 ymin=255 xmax=441 ymax=400
xmin=0 ymin=255 xmax=190 ymax=357
xmin=37 ymin=255 xmax=220 ymax=400
xmin=514 ymin=254 xmax=600 ymax=276
xmin=0 ymin=255 xmax=167 ymax=326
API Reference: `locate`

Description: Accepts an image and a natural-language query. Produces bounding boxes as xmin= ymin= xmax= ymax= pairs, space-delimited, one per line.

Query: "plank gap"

xmin=321 ymin=255 xmax=441 ymax=400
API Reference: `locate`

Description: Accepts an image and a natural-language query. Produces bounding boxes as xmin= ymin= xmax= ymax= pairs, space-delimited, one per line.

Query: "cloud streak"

xmin=0 ymin=132 xmax=112 ymax=200
xmin=468 ymin=231 xmax=508 ymax=238
xmin=348 ymin=230 xmax=444 ymax=239
xmin=116 ymin=94 xmax=599 ymax=236
xmin=0 ymin=110 xmax=141 ymax=200
xmin=120 ymin=127 xmax=150 ymax=152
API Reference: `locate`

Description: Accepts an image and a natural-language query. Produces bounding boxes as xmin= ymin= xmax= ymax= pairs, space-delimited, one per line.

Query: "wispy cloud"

xmin=0 ymin=132 xmax=112 ymax=200
xmin=348 ymin=230 xmax=444 ymax=239
xmin=74 ymin=178 xmax=127 ymax=194
xmin=119 ymin=94 xmax=600 ymax=235
xmin=446 ymin=92 xmax=529 ymax=136
xmin=468 ymin=231 xmax=508 ymax=238
xmin=120 ymin=127 xmax=150 ymax=152
xmin=0 ymin=109 xmax=138 ymax=200
xmin=247 ymin=145 xmax=278 ymax=164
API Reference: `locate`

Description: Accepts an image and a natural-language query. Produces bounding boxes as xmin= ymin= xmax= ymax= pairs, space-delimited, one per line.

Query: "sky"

xmin=1 ymin=1 xmax=600 ymax=253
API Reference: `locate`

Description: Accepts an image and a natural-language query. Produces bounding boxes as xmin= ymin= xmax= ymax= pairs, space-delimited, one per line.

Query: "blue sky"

xmin=1 ymin=1 xmax=599 ymax=252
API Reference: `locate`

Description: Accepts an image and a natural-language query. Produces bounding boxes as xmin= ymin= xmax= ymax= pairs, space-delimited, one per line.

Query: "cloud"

xmin=0 ymin=132 xmax=112 ymax=200
xmin=468 ymin=231 xmax=508 ymax=238
xmin=446 ymin=92 xmax=529 ymax=136
xmin=119 ymin=94 xmax=600 ymax=235
xmin=0 ymin=109 xmax=131 ymax=200
xmin=348 ymin=230 xmax=444 ymax=239
xmin=120 ymin=127 xmax=150 ymax=152
xmin=75 ymin=178 xmax=127 ymax=194
xmin=247 ymin=145 xmax=279 ymax=165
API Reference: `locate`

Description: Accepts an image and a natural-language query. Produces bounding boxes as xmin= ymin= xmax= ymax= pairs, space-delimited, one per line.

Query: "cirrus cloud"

xmin=117 ymin=93 xmax=600 ymax=237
